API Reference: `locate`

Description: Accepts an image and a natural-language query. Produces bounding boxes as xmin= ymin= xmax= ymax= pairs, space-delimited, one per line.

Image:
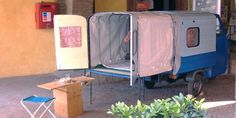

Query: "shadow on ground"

xmin=0 ymin=70 xmax=235 ymax=118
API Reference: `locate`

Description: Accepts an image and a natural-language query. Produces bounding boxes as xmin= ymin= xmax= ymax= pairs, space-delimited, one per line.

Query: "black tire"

xmin=166 ymin=78 xmax=177 ymax=83
xmin=187 ymin=73 xmax=203 ymax=96
xmin=144 ymin=76 xmax=156 ymax=89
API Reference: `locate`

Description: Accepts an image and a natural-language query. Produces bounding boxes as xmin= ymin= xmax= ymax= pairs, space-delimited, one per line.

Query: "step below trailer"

xmin=54 ymin=11 xmax=228 ymax=98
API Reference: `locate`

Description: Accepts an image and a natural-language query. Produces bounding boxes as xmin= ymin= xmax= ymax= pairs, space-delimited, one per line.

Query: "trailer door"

xmin=54 ymin=15 xmax=89 ymax=70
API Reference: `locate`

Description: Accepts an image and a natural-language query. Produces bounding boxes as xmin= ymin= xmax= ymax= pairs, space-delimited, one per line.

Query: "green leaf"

xmin=199 ymin=98 xmax=205 ymax=104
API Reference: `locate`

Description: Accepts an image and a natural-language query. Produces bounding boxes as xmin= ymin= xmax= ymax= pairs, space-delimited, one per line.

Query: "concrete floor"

xmin=0 ymin=70 xmax=235 ymax=118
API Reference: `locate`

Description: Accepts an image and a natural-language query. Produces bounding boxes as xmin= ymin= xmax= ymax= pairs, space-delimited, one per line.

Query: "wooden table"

xmin=38 ymin=76 xmax=95 ymax=90
xmin=38 ymin=76 xmax=95 ymax=118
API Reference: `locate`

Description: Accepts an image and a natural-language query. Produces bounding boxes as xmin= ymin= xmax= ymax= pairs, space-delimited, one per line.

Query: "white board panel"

xmin=54 ymin=15 xmax=89 ymax=70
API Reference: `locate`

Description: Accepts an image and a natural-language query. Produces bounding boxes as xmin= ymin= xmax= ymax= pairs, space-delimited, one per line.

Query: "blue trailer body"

xmin=177 ymin=52 xmax=217 ymax=74
xmin=87 ymin=13 xmax=228 ymax=96
xmin=209 ymin=15 xmax=229 ymax=78
xmin=177 ymin=14 xmax=228 ymax=79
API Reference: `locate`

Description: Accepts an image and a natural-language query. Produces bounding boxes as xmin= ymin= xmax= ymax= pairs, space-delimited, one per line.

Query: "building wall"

xmin=0 ymin=0 xmax=57 ymax=78
xmin=175 ymin=0 xmax=189 ymax=10
xmin=73 ymin=0 xmax=94 ymax=18
xmin=95 ymin=0 xmax=127 ymax=12
xmin=56 ymin=0 xmax=94 ymax=18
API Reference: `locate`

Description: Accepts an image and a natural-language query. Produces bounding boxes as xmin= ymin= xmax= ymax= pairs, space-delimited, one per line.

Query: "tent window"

xmin=186 ymin=27 xmax=199 ymax=48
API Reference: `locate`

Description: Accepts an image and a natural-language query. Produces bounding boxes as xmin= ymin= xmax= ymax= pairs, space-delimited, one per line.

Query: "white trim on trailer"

xmin=130 ymin=15 xmax=133 ymax=86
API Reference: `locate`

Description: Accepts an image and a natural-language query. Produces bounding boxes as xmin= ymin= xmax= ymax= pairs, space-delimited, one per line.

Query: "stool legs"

xmin=21 ymin=99 xmax=56 ymax=118
xmin=39 ymin=99 xmax=56 ymax=118
xmin=21 ymin=100 xmax=44 ymax=118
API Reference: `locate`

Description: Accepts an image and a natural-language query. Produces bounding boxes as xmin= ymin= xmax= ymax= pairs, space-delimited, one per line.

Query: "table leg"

xmin=142 ymin=77 xmax=145 ymax=101
xmin=90 ymin=81 xmax=93 ymax=104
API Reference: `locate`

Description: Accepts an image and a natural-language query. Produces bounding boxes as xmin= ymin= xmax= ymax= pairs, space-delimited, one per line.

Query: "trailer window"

xmin=186 ymin=27 xmax=199 ymax=48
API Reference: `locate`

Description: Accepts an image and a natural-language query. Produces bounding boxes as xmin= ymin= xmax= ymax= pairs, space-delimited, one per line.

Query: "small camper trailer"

xmin=54 ymin=11 xmax=228 ymax=96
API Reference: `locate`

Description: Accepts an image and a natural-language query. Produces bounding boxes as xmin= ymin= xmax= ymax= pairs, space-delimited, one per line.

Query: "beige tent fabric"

xmin=89 ymin=13 xmax=130 ymax=67
xmin=89 ymin=12 xmax=174 ymax=77
xmin=136 ymin=12 xmax=174 ymax=77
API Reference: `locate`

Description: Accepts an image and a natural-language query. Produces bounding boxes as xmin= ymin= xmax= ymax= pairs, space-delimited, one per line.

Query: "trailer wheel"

xmin=187 ymin=73 xmax=203 ymax=96
xmin=144 ymin=76 xmax=156 ymax=89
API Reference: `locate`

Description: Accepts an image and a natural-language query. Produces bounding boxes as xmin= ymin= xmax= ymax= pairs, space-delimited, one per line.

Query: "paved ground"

xmin=0 ymin=70 xmax=235 ymax=118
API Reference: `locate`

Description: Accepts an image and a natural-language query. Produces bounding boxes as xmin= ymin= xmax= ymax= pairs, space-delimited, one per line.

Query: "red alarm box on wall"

xmin=35 ymin=2 xmax=57 ymax=29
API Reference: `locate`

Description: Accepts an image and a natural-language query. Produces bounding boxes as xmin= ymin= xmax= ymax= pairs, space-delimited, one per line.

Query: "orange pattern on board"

xmin=60 ymin=26 xmax=82 ymax=48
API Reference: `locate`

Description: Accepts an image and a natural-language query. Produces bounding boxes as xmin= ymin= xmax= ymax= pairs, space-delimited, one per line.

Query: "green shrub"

xmin=107 ymin=93 xmax=207 ymax=118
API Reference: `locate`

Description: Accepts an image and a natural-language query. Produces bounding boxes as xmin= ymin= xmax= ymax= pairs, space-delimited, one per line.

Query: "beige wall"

xmin=0 ymin=0 xmax=57 ymax=78
xmin=95 ymin=0 xmax=127 ymax=12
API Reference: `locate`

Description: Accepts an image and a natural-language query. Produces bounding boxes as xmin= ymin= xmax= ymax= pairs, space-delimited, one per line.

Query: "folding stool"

xmin=20 ymin=95 xmax=56 ymax=118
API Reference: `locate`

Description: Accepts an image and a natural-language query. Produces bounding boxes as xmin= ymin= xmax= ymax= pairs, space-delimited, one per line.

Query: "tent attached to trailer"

xmin=54 ymin=12 xmax=174 ymax=86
